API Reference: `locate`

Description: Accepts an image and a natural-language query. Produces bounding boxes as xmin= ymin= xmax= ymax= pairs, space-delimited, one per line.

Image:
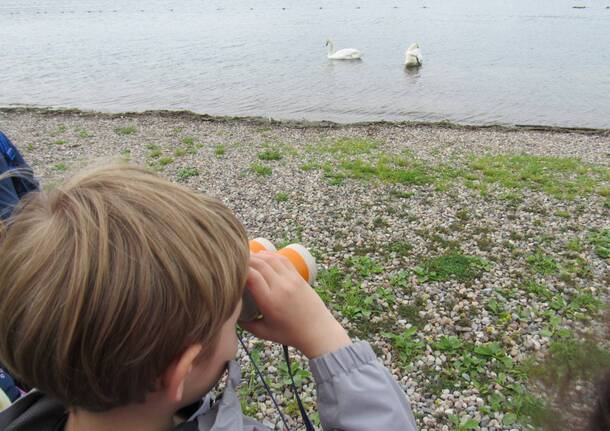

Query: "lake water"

xmin=1 ymin=0 xmax=609 ymax=127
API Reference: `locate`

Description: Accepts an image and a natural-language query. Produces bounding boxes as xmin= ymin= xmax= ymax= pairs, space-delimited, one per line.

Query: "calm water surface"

xmin=1 ymin=0 xmax=609 ymax=127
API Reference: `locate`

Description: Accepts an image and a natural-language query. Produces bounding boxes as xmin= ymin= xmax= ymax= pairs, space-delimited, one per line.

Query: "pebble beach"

xmin=1 ymin=108 xmax=609 ymax=430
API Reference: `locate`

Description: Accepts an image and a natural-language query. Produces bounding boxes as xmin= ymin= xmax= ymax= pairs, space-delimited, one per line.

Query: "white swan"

xmin=405 ymin=43 xmax=422 ymax=68
xmin=325 ymin=38 xmax=362 ymax=60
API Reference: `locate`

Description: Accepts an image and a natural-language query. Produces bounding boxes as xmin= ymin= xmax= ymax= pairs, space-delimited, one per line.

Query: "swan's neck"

xmin=327 ymin=41 xmax=335 ymax=55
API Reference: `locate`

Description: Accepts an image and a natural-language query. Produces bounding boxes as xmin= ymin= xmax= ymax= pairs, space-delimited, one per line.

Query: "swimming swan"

xmin=325 ymin=39 xmax=362 ymax=60
xmin=405 ymin=43 xmax=423 ymax=68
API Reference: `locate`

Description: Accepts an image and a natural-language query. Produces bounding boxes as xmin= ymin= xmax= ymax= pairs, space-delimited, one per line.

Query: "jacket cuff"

xmin=309 ymin=341 xmax=377 ymax=383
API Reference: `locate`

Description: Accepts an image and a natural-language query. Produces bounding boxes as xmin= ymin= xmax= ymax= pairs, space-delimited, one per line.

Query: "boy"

xmin=0 ymin=164 xmax=416 ymax=430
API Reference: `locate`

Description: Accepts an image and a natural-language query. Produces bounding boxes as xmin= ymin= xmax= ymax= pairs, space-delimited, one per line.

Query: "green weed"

xmin=526 ymin=250 xmax=559 ymax=275
xmin=382 ymin=327 xmax=424 ymax=367
xmin=115 ymin=125 xmax=137 ymax=136
xmin=339 ymin=158 xmax=432 ymax=185
xmin=215 ymin=144 xmax=226 ymax=157
xmin=181 ymin=136 xmax=195 ymax=146
xmin=311 ymin=137 xmax=379 ymax=156
xmin=275 ymin=192 xmax=289 ymax=202
xmin=258 ymin=149 xmax=282 ymax=161
xmin=414 ymin=253 xmax=490 ymax=282
xmin=389 ymin=270 xmax=411 ymax=293
xmin=565 ymin=238 xmax=583 ymax=252
xmin=177 ymin=167 xmax=199 ymax=180
xmin=299 ymin=162 xmax=318 ymax=172
xmin=448 ymin=415 xmax=479 ymax=431
xmin=158 ymin=157 xmax=173 ymax=167
xmin=77 ymin=129 xmax=92 ymax=138
xmin=278 ymin=360 xmax=311 ymax=387
xmin=51 ymin=124 xmax=66 ymax=136
xmin=335 ymin=279 xmax=376 ymax=320
xmin=347 ymin=256 xmax=383 ymax=277
xmin=468 ymin=154 xmax=609 ymax=199
xmin=251 ymin=164 xmax=272 ymax=176
xmin=387 ymin=241 xmax=413 ymax=256
xmin=587 ymin=228 xmax=609 ymax=258
xmin=148 ymin=147 xmax=162 ymax=158
xmin=390 ymin=189 xmax=414 ymax=199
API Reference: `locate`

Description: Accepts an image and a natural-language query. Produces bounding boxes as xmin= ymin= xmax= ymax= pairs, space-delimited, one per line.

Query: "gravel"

xmin=1 ymin=108 xmax=608 ymax=430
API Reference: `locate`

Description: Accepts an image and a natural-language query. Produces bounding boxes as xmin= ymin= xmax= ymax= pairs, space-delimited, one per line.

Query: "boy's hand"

xmin=239 ymin=251 xmax=351 ymax=359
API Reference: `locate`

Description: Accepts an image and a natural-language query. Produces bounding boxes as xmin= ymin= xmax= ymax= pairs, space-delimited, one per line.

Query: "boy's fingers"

xmin=245 ymin=267 xmax=271 ymax=302
xmin=248 ymin=256 xmax=277 ymax=286
xmin=256 ymin=251 xmax=290 ymax=274
xmin=254 ymin=251 xmax=294 ymax=273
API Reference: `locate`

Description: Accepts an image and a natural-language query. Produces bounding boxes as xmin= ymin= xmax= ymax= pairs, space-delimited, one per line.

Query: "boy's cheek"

xmin=229 ymin=329 xmax=239 ymax=358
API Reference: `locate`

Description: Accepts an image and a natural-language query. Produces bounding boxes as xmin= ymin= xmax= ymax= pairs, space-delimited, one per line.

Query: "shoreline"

xmin=2 ymin=106 xmax=609 ymax=137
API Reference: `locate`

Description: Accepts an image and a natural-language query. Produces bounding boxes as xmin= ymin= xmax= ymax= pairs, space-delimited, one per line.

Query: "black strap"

xmin=282 ymin=345 xmax=316 ymax=431
xmin=237 ymin=332 xmax=290 ymax=430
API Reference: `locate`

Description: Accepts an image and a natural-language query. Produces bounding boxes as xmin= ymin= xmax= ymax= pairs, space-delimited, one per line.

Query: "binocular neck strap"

xmin=237 ymin=331 xmax=316 ymax=431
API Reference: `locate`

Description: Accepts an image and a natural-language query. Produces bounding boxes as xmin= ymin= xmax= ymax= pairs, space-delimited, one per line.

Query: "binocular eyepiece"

xmin=240 ymin=238 xmax=318 ymax=321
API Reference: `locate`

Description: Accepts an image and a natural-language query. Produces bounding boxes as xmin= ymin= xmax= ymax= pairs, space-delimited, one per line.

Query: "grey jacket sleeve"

xmin=310 ymin=341 xmax=417 ymax=431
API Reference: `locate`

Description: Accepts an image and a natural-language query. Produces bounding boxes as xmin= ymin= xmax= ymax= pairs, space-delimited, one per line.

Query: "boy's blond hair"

xmin=0 ymin=164 xmax=249 ymax=411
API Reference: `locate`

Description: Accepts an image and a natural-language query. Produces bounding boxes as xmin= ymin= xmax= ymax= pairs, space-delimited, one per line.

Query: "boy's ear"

xmin=161 ymin=344 xmax=203 ymax=404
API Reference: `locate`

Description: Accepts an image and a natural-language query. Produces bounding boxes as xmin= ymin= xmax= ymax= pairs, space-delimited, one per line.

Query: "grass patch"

xmin=214 ymin=144 xmax=226 ymax=157
xmin=414 ymin=253 xmax=490 ymax=282
xmin=181 ymin=136 xmax=203 ymax=155
xmin=526 ymin=250 xmax=559 ymax=275
xmin=181 ymin=136 xmax=195 ymax=146
xmin=251 ymin=164 xmax=272 ymax=177
xmin=387 ymin=241 xmax=413 ymax=256
xmin=258 ymin=149 xmax=282 ymax=161
xmin=311 ymin=137 xmax=379 ymax=156
xmin=587 ymin=228 xmax=609 ymax=259
xmin=338 ymin=157 xmax=432 ymax=185
xmin=390 ymin=189 xmax=414 ymax=199
xmin=334 ymin=279 xmax=375 ymax=319
xmin=521 ymin=280 xmax=553 ymax=299
xmin=148 ymin=147 xmax=162 ymax=158
xmin=53 ymin=162 xmax=67 ymax=172
xmin=346 ymin=256 xmax=383 ymax=278
xmin=468 ymin=154 xmax=609 ymax=199
xmin=314 ymin=267 xmax=343 ymax=304
xmin=397 ymin=301 xmax=426 ymax=328
xmin=115 ymin=125 xmax=137 ymax=136
xmin=77 ymin=129 xmax=92 ymax=138
xmin=51 ymin=124 xmax=66 ymax=136
xmin=53 ymin=140 xmax=67 ymax=146
xmin=177 ymin=167 xmax=199 ymax=180
xmin=174 ymin=148 xmax=186 ymax=157
xmin=275 ymin=192 xmax=289 ymax=202
xmin=299 ymin=162 xmax=318 ymax=172
xmin=565 ymin=238 xmax=583 ymax=252
xmin=158 ymin=157 xmax=173 ymax=167
xmin=382 ymin=327 xmax=424 ymax=367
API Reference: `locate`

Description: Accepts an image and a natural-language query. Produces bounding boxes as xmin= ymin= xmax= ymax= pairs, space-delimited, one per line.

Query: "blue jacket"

xmin=0 ymin=132 xmax=39 ymax=220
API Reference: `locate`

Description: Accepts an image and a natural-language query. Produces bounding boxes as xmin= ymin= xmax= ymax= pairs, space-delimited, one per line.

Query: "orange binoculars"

xmin=240 ymin=238 xmax=317 ymax=321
